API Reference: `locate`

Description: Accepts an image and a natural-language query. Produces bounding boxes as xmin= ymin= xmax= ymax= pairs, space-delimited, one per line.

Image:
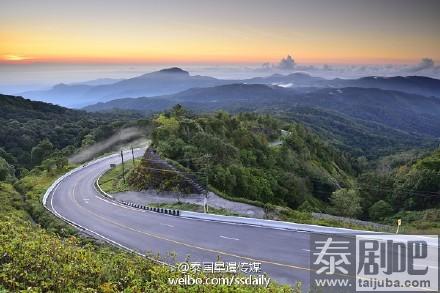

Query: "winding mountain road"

xmin=46 ymin=149 xmax=322 ymax=287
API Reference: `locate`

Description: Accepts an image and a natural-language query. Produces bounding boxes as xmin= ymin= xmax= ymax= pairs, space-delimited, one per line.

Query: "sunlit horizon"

xmin=1 ymin=0 xmax=439 ymax=66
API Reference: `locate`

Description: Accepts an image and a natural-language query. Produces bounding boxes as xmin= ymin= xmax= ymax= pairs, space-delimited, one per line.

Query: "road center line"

xmin=160 ymin=223 xmax=174 ymax=228
xmin=70 ymin=182 xmax=311 ymax=272
xmin=220 ymin=235 xmax=240 ymax=241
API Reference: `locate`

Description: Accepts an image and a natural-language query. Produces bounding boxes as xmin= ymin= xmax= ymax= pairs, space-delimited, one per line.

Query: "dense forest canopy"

xmin=359 ymin=149 xmax=440 ymax=215
xmin=0 ymin=94 xmax=143 ymax=174
xmin=129 ymin=105 xmax=440 ymax=225
xmin=147 ymin=105 xmax=356 ymax=210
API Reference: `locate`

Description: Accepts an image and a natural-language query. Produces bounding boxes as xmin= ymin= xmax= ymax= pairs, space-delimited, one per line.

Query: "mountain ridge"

xmin=20 ymin=67 xmax=440 ymax=108
xmin=83 ymin=84 xmax=440 ymax=139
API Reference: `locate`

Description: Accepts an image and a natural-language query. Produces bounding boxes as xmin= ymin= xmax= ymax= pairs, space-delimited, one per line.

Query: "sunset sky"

xmin=1 ymin=0 xmax=439 ymax=65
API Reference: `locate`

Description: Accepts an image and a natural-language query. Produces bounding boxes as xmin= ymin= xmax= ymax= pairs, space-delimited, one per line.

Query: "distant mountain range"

xmin=84 ymin=84 xmax=440 ymax=138
xmin=21 ymin=68 xmax=231 ymax=107
xmin=245 ymin=74 xmax=440 ymax=98
xmin=20 ymin=67 xmax=440 ymax=108
xmin=17 ymin=66 xmax=440 ymax=155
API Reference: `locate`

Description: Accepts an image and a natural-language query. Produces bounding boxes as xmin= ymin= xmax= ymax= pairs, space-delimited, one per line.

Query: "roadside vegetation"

xmin=0 ymin=96 xmax=294 ymax=291
xmin=0 ymin=188 xmax=293 ymax=292
xmin=143 ymin=105 xmax=356 ymax=210
xmin=0 ymin=146 xmax=294 ymax=293
xmin=99 ymin=158 xmax=141 ymax=193
xmin=126 ymin=105 xmax=440 ymax=234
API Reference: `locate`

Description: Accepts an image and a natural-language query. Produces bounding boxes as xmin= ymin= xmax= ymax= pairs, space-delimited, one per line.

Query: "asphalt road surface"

xmin=46 ymin=149 xmax=330 ymax=288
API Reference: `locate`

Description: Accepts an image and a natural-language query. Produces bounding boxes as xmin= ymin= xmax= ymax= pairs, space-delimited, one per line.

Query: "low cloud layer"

xmin=277 ymin=55 xmax=296 ymax=70
xmin=2 ymin=57 xmax=440 ymax=95
xmin=255 ymin=56 xmax=440 ymax=79
xmin=261 ymin=55 xmax=297 ymax=71
xmin=407 ymin=58 xmax=435 ymax=72
xmin=69 ymin=127 xmax=144 ymax=164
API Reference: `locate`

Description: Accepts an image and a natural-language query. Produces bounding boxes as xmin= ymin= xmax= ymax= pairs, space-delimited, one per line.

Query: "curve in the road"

xmin=46 ymin=149 xmax=314 ymax=286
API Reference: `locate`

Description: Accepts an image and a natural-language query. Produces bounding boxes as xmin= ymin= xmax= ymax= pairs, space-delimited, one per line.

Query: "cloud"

xmin=277 ymin=55 xmax=296 ymax=70
xmin=68 ymin=127 xmax=144 ymax=163
xmin=249 ymin=58 xmax=440 ymax=79
xmin=261 ymin=62 xmax=272 ymax=71
xmin=257 ymin=55 xmax=297 ymax=72
xmin=406 ymin=58 xmax=435 ymax=73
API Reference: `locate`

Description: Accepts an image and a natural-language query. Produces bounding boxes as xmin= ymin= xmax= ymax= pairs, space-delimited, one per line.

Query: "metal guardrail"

xmin=117 ymin=200 xmax=180 ymax=216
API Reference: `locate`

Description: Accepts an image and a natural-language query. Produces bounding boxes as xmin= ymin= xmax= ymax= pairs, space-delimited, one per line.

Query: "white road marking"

xmin=219 ymin=235 xmax=240 ymax=241
xmin=301 ymin=249 xmax=311 ymax=252
xmin=160 ymin=223 xmax=174 ymax=228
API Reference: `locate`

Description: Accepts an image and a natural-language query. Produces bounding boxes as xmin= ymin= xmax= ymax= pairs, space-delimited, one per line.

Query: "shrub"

xmin=369 ymin=200 xmax=393 ymax=220
xmin=329 ymin=188 xmax=362 ymax=218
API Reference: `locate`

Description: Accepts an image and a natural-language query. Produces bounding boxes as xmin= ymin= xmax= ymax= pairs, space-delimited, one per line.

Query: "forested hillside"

xmin=276 ymin=107 xmax=435 ymax=159
xmin=129 ymin=106 xmax=440 ymax=233
xmin=360 ymin=149 xmax=440 ymax=214
xmin=85 ymin=84 xmax=440 ymax=158
xmin=142 ymin=106 xmax=356 ymax=210
xmin=0 ymin=94 xmax=142 ymax=174
xmin=85 ymin=84 xmax=440 ymax=138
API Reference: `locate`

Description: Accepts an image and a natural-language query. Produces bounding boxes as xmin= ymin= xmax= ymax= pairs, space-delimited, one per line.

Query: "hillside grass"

xmin=383 ymin=209 xmax=440 ymax=235
xmin=13 ymin=166 xmax=79 ymax=235
xmin=99 ymin=159 xmax=140 ymax=193
xmin=0 ymin=213 xmax=296 ymax=292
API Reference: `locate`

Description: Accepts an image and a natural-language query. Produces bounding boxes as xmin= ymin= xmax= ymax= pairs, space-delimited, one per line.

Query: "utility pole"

xmin=131 ymin=146 xmax=135 ymax=166
xmin=204 ymin=154 xmax=210 ymax=213
xmin=120 ymin=150 xmax=126 ymax=184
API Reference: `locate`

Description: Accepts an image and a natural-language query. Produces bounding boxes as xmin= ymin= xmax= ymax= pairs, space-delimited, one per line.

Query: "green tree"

xmin=369 ymin=200 xmax=394 ymax=220
xmin=0 ymin=147 xmax=16 ymax=165
xmin=330 ymin=188 xmax=362 ymax=218
xmin=0 ymin=157 xmax=15 ymax=181
xmin=30 ymin=139 xmax=54 ymax=165
xmin=81 ymin=133 xmax=95 ymax=147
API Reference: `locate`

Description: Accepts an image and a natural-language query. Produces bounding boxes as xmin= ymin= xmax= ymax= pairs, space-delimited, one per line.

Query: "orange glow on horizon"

xmin=1 ymin=26 xmax=437 ymax=66
xmin=0 ymin=53 xmax=429 ymax=66
xmin=1 ymin=1 xmax=438 ymax=67
xmin=2 ymin=54 xmax=32 ymax=62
